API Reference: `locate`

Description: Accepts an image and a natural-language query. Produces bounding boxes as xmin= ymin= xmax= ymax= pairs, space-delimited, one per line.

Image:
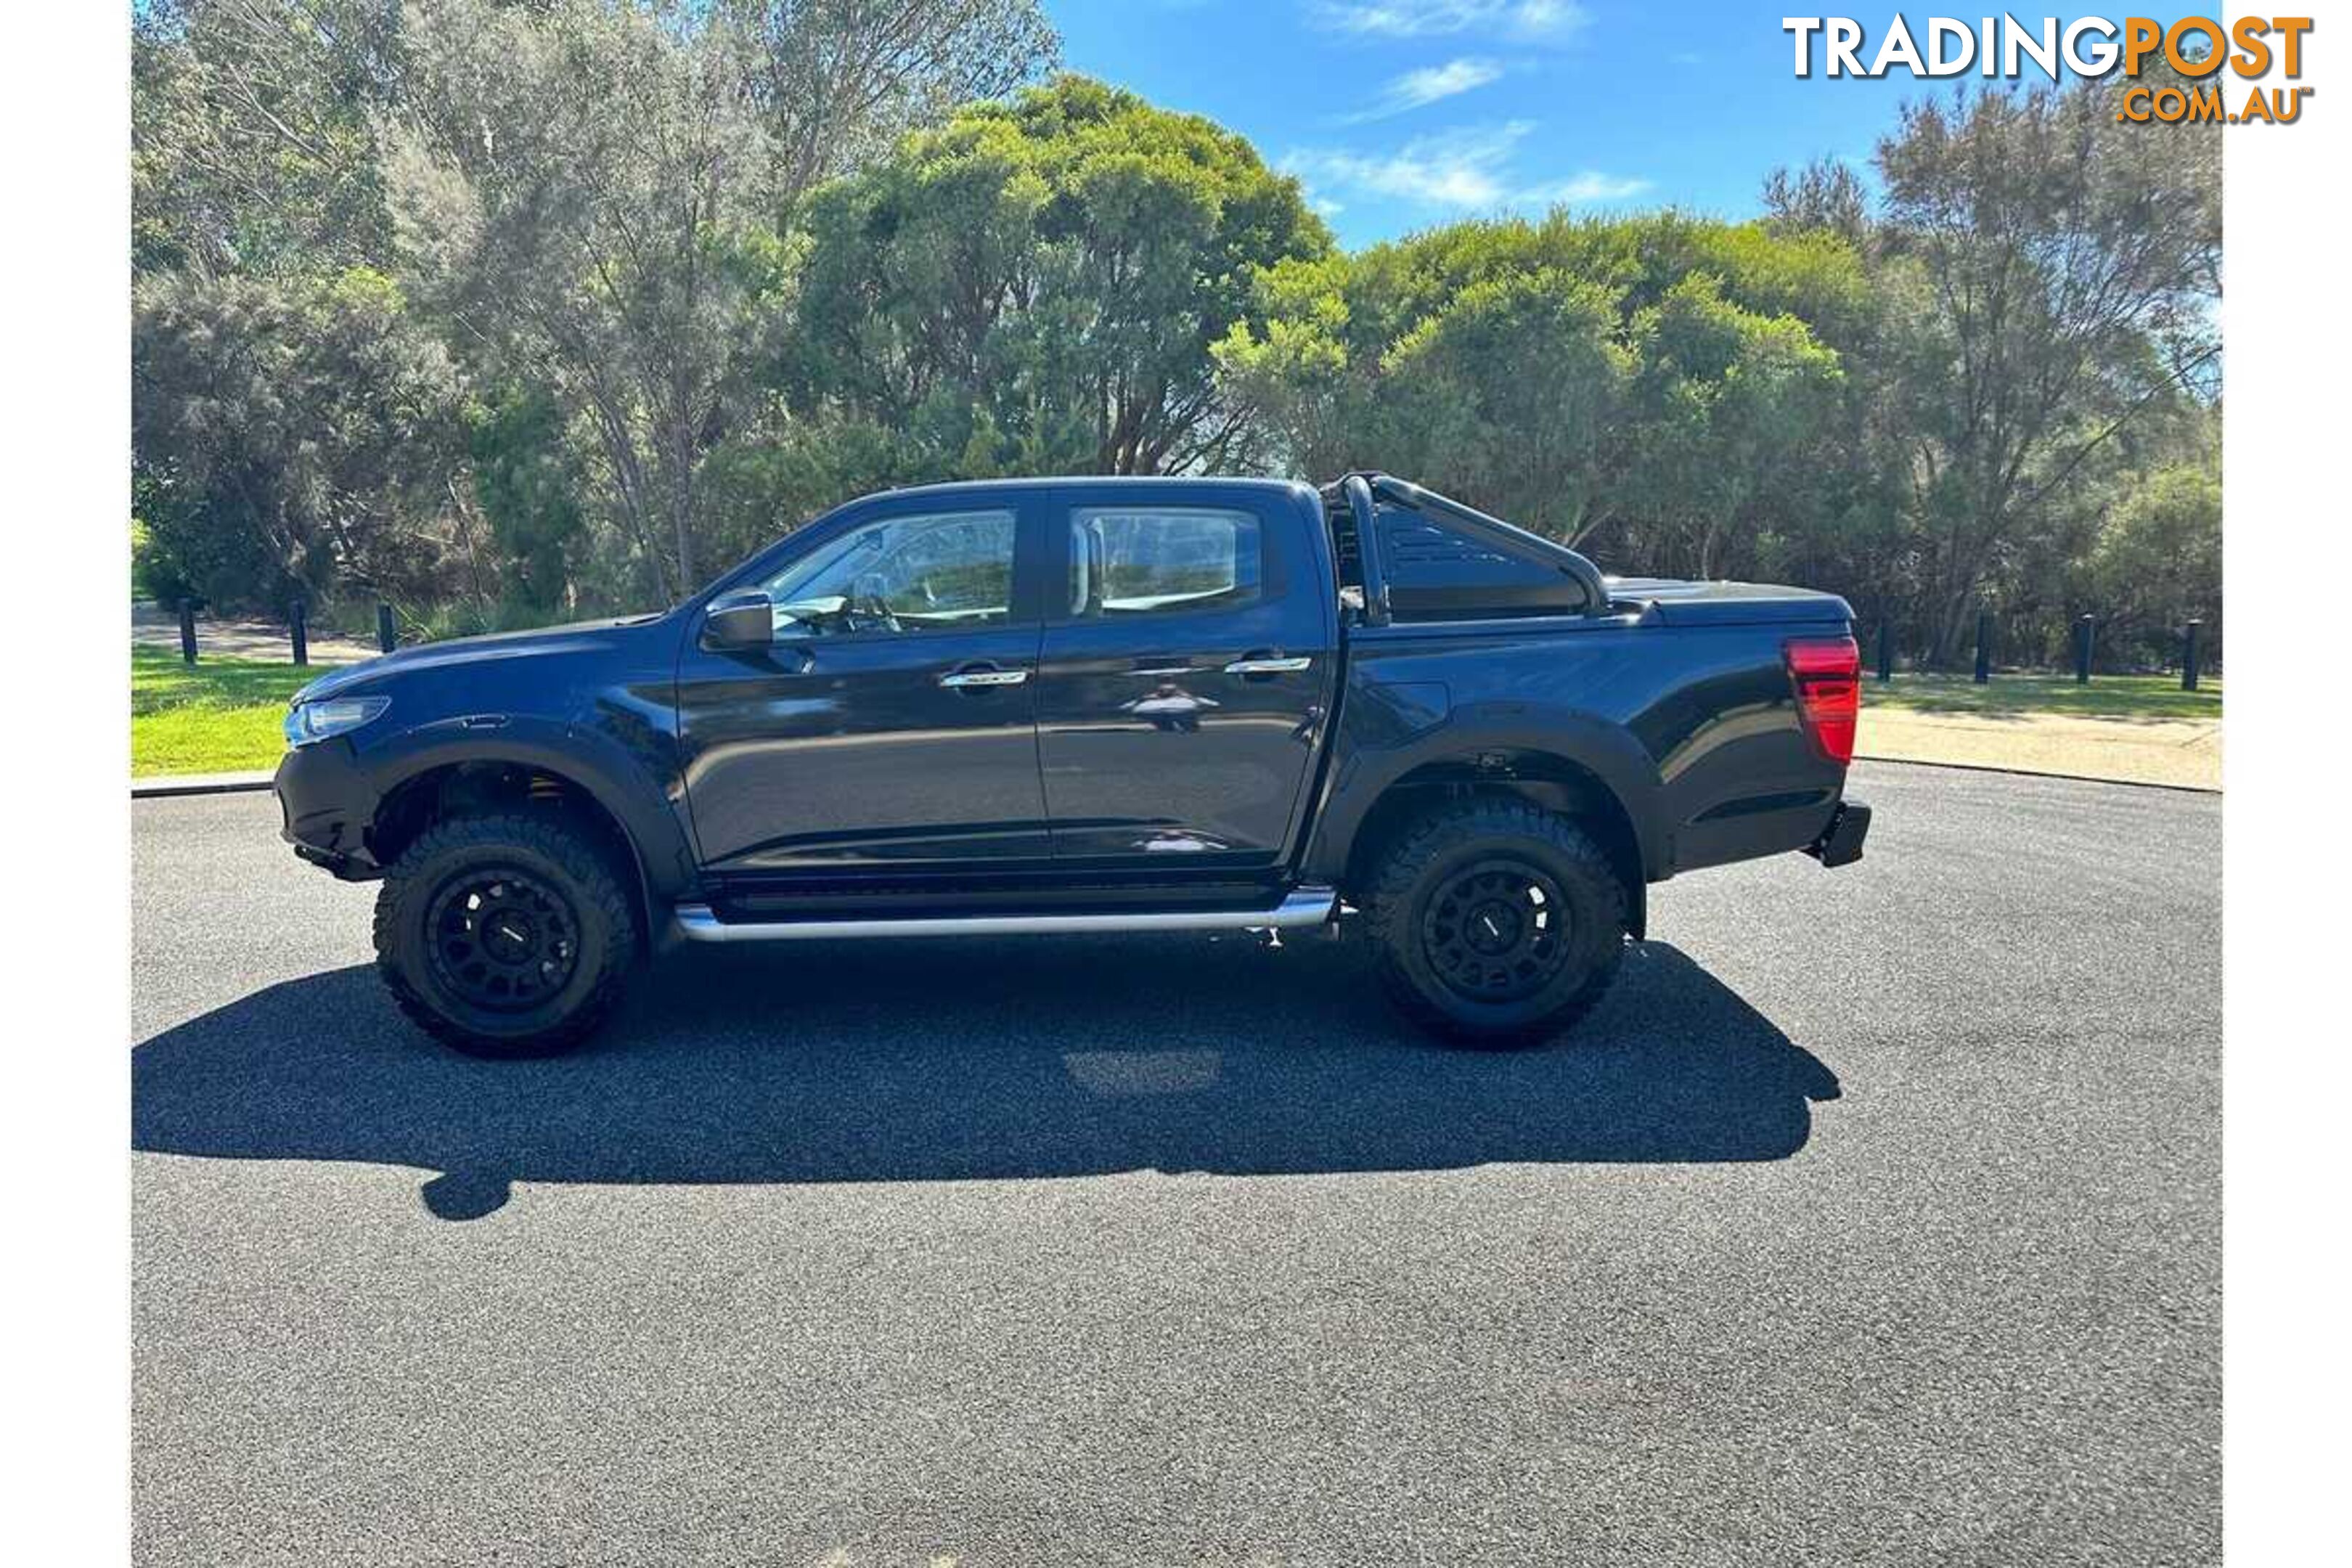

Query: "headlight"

xmin=284 ymin=695 xmax=390 ymax=748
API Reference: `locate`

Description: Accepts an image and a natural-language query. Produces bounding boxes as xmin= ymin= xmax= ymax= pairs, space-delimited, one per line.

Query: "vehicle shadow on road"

xmin=133 ymin=937 xmax=1841 ymax=1219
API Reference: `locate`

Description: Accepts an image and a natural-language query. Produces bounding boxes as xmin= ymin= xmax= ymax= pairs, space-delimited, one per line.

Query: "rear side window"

xmin=1067 ymin=507 xmax=1262 ymax=618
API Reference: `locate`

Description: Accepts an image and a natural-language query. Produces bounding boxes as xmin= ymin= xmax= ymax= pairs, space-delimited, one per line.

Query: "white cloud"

xmin=1341 ymin=57 xmax=1503 ymax=123
xmin=1519 ymin=170 xmax=1652 ymax=204
xmin=1285 ymin=121 xmax=1647 ymax=213
xmin=1289 ymin=121 xmax=1530 ymax=207
xmin=1310 ymin=1 xmax=1591 ymax=42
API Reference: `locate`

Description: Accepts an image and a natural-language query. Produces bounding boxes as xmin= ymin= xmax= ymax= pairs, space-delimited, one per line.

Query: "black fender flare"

xmin=1303 ymin=701 xmax=1667 ymax=897
xmin=359 ymin=716 xmax=698 ymax=909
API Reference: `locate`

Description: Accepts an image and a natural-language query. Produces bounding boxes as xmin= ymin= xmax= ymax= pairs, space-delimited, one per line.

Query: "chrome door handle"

xmin=1223 ymin=656 xmax=1312 ymax=674
xmin=939 ymin=667 xmax=1030 ymax=689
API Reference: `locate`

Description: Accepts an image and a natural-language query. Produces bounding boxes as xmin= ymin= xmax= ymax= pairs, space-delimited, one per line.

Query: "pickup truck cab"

xmin=277 ymin=473 xmax=1870 ymax=1055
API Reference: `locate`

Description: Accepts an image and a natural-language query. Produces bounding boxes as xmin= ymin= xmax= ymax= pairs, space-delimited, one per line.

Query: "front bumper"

xmin=274 ymin=740 xmax=384 ymax=879
xmin=1805 ymin=796 xmax=1872 ymax=869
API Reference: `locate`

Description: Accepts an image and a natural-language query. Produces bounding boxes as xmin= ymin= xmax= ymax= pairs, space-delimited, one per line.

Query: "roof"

xmin=862 ymin=475 xmax=1318 ymax=502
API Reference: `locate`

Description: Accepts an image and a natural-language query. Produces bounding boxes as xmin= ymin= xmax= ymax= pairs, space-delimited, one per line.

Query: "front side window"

xmin=761 ymin=509 xmax=1017 ymax=637
xmin=1068 ymin=507 xmax=1262 ymax=618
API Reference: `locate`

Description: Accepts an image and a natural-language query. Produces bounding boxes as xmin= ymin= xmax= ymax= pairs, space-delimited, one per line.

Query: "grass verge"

xmin=1867 ymin=671 xmax=2221 ymax=722
xmin=132 ymin=646 xmax=338 ymax=777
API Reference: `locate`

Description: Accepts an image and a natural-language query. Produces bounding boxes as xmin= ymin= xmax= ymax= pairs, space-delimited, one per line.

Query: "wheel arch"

xmin=364 ymin=739 xmax=683 ymax=953
xmin=1315 ymin=727 xmax=1658 ymax=939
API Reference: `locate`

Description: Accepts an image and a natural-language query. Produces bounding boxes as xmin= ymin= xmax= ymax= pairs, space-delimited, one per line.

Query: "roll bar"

xmin=1332 ymin=472 xmax=1610 ymax=619
xmin=1340 ymin=473 xmax=1389 ymax=626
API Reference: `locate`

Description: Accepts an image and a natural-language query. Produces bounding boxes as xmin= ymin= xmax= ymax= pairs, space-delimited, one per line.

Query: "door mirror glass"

xmin=701 ymin=589 xmax=775 ymax=650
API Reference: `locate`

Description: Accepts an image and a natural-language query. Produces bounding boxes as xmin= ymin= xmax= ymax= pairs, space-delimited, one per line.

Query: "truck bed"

xmin=1301 ymin=473 xmax=1861 ymax=889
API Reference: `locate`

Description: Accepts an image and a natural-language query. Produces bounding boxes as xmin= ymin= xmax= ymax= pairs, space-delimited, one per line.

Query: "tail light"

xmin=1784 ymin=636 xmax=1861 ymax=764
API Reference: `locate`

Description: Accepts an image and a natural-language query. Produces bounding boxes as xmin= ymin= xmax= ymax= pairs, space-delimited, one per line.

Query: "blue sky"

xmin=1048 ymin=2 xmax=2112 ymax=249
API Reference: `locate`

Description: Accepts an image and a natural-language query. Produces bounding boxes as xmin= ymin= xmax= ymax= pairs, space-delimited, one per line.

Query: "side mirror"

xmin=700 ymin=589 xmax=774 ymax=651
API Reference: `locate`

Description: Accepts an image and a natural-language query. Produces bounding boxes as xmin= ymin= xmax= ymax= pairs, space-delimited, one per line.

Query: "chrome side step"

xmin=671 ymin=888 xmax=1338 ymax=944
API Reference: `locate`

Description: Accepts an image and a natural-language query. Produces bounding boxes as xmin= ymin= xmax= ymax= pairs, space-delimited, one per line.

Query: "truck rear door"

xmin=1029 ymin=482 xmax=1336 ymax=870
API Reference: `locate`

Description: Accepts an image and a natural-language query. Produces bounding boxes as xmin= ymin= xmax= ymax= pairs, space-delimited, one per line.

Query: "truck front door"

xmin=1031 ymin=485 xmax=1336 ymax=870
xmin=675 ymin=497 xmax=1052 ymax=873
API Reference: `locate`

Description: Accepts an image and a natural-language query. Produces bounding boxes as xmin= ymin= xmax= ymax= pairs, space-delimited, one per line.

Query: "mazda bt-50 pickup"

xmin=275 ymin=473 xmax=1871 ymax=1055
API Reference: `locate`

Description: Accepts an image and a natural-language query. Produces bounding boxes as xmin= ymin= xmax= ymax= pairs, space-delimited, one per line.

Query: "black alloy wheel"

xmin=425 ymin=867 xmax=582 ymax=1014
xmin=1418 ymin=859 xmax=1573 ymax=1003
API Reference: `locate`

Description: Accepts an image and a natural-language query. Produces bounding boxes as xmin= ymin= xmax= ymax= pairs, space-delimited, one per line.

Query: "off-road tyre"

xmin=1363 ymin=800 xmax=1630 ymax=1048
xmin=372 ymin=810 xmax=640 ymax=1058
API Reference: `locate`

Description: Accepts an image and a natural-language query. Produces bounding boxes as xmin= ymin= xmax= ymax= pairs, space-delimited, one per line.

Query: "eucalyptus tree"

xmin=383 ymin=0 xmax=1058 ymax=600
xmin=1870 ymin=69 xmax=2222 ymax=663
xmin=132 ymin=0 xmax=405 ymax=280
xmin=722 ymin=0 xmax=1059 ymax=201
xmin=384 ymin=0 xmax=769 ymax=599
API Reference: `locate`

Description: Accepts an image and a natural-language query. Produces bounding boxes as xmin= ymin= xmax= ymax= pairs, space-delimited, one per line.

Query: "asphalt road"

xmin=131 ymin=763 xmax=2221 ymax=1567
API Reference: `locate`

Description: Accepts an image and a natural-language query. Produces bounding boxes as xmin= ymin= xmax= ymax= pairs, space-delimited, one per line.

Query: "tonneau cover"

xmin=1606 ymin=576 xmax=1854 ymax=626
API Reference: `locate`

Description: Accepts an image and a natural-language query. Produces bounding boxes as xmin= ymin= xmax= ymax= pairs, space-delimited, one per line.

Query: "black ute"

xmin=277 ymin=473 xmax=1870 ymax=1055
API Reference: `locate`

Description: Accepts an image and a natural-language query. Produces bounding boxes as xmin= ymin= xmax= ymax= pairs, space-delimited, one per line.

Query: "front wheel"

xmin=372 ymin=811 xmax=640 ymax=1058
xmin=1363 ymin=801 xmax=1630 ymax=1048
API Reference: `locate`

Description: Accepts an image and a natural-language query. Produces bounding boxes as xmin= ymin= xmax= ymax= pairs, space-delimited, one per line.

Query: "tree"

xmin=1620 ymin=274 xmax=1845 ymax=579
xmin=1872 ymin=71 xmax=2221 ymax=663
xmin=1377 ymin=268 xmax=1630 ymax=547
xmin=385 ymin=0 xmax=1058 ymax=601
xmin=1762 ymin=158 xmax=1871 ymax=250
xmin=2085 ymin=462 xmax=2221 ymax=669
xmin=1218 ymin=211 xmax=1855 ymax=577
xmin=724 ymin=0 xmax=1059 ymax=200
xmin=132 ymin=267 xmax=470 ymax=611
xmin=126 ymin=5 xmax=2218 ymax=653
xmin=786 ymin=75 xmax=1334 ymax=482
xmin=467 ymin=385 xmax=591 ymax=618
xmin=132 ymin=0 xmax=404 ymax=280
xmin=384 ymin=0 xmax=773 ymax=601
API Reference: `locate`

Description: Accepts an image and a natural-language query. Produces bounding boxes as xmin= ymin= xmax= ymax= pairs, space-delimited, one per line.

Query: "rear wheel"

xmin=372 ymin=812 xmax=639 ymax=1058
xmin=1363 ymin=800 xmax=1629 ymax=1048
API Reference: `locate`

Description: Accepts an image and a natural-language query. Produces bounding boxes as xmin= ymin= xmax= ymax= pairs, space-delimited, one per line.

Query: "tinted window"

xmin=1374 ymin=505 xmax=1593 ymax=619
xmin=1068 ymin=507 xmax=1262 ymax=618
xmin=761 ymin=510 xmax=1017 ymax=637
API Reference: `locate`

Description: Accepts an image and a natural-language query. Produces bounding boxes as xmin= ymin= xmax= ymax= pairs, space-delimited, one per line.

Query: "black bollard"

xmin=1972 ymin=610 xmax=1993 ymax=685
xmin=178 ymin=599 xmax=197 ymax=666
xmin=1876 ymin=621 xmax=1893 ymax=684
xmin=2181 ymin=621 xmax=2202 ymax=692
xmin=289 ymin=600 xmax=309 ymax=666
xmin=377 ymin=602 xmax=397 ymax=655
xmin=2073 ymin=614 xmax=2095 ymax=685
